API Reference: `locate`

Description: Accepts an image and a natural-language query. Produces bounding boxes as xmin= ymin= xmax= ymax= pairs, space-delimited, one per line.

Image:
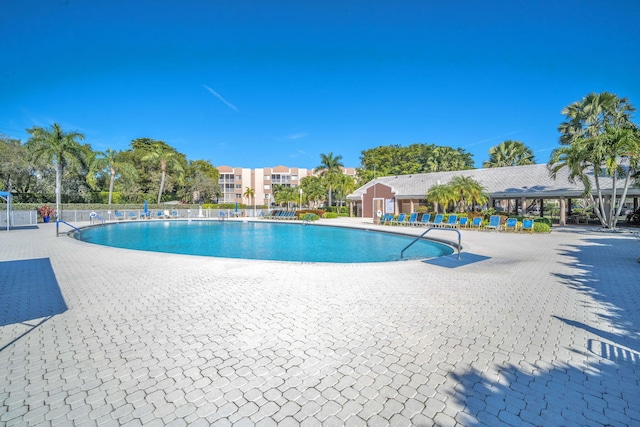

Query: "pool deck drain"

xmin=1 ymin=218 xmax=639 ymax=426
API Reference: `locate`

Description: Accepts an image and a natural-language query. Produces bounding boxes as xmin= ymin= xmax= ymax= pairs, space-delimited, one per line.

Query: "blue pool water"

xmin=78 ymin=221 xmax=454 ymax=263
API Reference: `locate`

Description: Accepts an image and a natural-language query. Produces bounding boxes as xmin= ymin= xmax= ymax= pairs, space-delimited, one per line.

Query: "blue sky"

xmin=1 ymin=0 xmax=639 ymax=169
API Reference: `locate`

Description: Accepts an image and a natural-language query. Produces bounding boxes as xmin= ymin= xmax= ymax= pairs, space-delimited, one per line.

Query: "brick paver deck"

xmin=1 ymin=218 xmax=639 ymax=426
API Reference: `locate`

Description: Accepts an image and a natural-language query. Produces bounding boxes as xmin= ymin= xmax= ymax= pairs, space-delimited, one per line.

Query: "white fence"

xmin=1 ymin=208 xmax=294 ymax=229
xmin=0 ymin=210 xmax=38 ymax=228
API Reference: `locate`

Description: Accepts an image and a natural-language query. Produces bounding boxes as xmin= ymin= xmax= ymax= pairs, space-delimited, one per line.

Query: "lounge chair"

xmin=391 ymin=213 xmax=406 ymax=226
xmin=156 ymin=210 xmax=165 ymax=219
xmin=128 ymin=211 xmax=137 ymax=220
xmin=115 ymin=211 xmax=124 ymax=220
xmin=485 ymin=215 xmax=502 ymax=231
xmin=470 ymin=217 xmax=483 ymax=230
xmin=458 ymin=217 xmax=469 ymax=228
xmin=521 ymin=218 xmax=534 ymax=234
xmin=380 ymin=213 xmax=392 ymax=224
xmin=441 ymin=214 xmax=458 ymax=228
xmin=505 ymin=217 xmax=518 ymax=232
xmin=429 ymin=214 xmax=444 ymax=227
xmin=419 ymin=214 xmax=431 ymax=226
xmin=406 ymin=212 xmax=418 ymax=226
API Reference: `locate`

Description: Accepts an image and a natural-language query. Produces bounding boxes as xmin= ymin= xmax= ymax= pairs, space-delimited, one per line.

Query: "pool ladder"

xmin=400 ymin=227 xmax=461 ymax=260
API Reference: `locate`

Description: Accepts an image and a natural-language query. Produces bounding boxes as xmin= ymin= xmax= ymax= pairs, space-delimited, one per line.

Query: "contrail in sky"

xmin=463 ymin=129 xmax=523 ymax=148
xmin=203 ymin=84 xmax=238 ymax=112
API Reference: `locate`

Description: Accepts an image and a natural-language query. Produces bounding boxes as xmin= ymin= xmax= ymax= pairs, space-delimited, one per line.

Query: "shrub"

xmin=298 ymin=209 xmax=326 ymax=217
xmin=301 ymin=213 xmax=320 ymax=221
xmin=533 ymin=222 xmax=551 ymax=233
xmin=534 ymin=217 xmax=552 ymax=227
xmin=322 ymin=212 xmax=338 ymax=219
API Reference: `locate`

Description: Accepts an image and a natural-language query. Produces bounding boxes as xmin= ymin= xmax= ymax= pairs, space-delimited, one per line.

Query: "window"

xmin=264 ymin=176 xmax=270 ymax=180
xmin=235 ymin=184 xmax=242 ymax=189
xmin=292 ymin=175 xmax=298 ymax=181
xmin=264 ymin=185 xmax=270 ymax=189
xmin=235 ymin=175 xmax=242 ymax=180
xmin=235 ymin=194 xmax=242 ymax=199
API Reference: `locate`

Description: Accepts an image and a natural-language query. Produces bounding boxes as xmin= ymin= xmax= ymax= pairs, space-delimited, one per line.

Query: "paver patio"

xmin=1 ymin=218 xmax=639 ymax=426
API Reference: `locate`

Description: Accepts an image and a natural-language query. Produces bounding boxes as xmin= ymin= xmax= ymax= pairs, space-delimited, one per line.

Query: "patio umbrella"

xmin=144 ymin=200 xmax=148 ymax=217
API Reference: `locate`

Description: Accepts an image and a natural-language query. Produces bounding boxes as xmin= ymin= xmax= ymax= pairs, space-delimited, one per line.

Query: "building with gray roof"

xmin=346 ymin=163 xmax=640 ymax=225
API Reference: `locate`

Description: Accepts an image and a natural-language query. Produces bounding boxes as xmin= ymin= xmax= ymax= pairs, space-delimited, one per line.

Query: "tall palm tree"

xmin=550 ymin=124 xmax=640 ymax=228
xmin=552 ymin=92 xmax=639 ymax=228
xmin=558 ymin=92 xmax=635 ymax=145
xmin=314 ymin=152 xmax=344 ymax=208
xmin=335 ymin=174 xmax=356 ymax=209
xmin=142 ymin=143 xmax=184 ymax=203
xmin=89 ymin=148 xmax=137 ymax=205
xmin=243 ymin=187 xmax=255 ymax=216
xmin=483 ymin=140 xmax=535 ymax=168
xmin=26 ymin=123 xmax=86 ymax=218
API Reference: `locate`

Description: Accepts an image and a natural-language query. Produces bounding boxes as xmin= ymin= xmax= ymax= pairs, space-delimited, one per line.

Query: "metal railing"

xmin=401 ymin=227 xmax=461 ymax=260
xmin=56 ymin=220 xmax=82 ymax=237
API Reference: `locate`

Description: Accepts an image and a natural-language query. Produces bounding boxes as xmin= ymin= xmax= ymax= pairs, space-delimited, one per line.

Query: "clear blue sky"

xmin=2 ymin=0 xmax=639 ymax=169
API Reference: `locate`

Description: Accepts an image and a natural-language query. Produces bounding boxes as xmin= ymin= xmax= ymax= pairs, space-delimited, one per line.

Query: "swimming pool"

xmin=78 ymin=220 xmax=454 ymax=263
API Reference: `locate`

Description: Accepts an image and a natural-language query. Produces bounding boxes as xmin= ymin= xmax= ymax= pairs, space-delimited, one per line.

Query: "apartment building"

xmin=217 ymin=165 xmax=356 ymax=205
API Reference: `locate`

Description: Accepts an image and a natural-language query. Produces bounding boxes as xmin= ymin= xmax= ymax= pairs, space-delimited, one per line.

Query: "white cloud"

xmin=203 ymin=85 xmax=238 ymax=112
xmin=286 ymin=132 xmax=308 ymax=140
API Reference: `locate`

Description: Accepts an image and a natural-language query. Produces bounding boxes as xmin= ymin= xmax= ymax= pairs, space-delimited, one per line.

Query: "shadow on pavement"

xmin=422 ymin=252 xmax=491 ymax=268
xmin=0 ymin=258 xmax=68 ymax=328
xmin=445 ymin=234 xmax=640 ymax=425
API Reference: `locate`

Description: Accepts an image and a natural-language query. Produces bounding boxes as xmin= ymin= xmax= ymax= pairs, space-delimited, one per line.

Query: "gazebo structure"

xmin=347 ymin=164 xmax=640 ymax=226
xmin=0 ymin=191 xmax=13 ymax=231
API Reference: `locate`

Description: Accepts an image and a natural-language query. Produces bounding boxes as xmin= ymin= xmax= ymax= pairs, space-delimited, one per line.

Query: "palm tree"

xmin=300 ymin=175 xmax=326 ymax=208
xmin=26 ymin=123 xmax=86 ymax=218
xmin=558 ymin=92 xmax=635 ymax=145
xmin=551 ymin=92 xmax=639 ymax=228
xmin=449 ymin=176 xmax=487 ymax=212
xmin=314 ymin=152 xmax=344 ymax=208
xmin=89 ymin=148 xmax=137 ymax=205
xmin=243 ymin=187 xmax=255 ymax=216
xmin=427 ymin=184 xmax=456 ymax=213
xmin=550 ymin=124 xmax=640 ymax=228
xmin=426 ymin=146 xmax=473 ymax=172
xmin=273 ymin=185 xmax=298 ymax=209
xmin=142 ymin=143 xmax=184 ymax=203
xmin=483 ymin=140 xmax=535 ymax=168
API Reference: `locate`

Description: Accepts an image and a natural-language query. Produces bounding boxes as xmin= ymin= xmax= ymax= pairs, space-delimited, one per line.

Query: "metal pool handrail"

xmin=56 ymin=220 xmax=82 ymax=237
xmin=401 ymin=227 xmax=461 ymax=260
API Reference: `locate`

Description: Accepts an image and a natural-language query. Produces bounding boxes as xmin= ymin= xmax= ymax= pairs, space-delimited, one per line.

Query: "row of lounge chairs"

xmin=115 ymin=210 xmax=180 ymax=220
xmin=266 ymin=211 xmax=297 ymax=220
xmin=381 ymin=213 xmax=535 ymax=233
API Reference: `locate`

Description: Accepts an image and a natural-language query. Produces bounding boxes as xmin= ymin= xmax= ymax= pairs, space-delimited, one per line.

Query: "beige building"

xmin=217 ymin=165 xmax=356 ymax=206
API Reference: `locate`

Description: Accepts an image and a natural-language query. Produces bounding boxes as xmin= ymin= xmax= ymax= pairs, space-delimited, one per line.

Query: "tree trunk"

xmin=108 ymin=169 xmax=116 ymax=205
xmin=158 ymin=171 xmax=165 ymax=204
